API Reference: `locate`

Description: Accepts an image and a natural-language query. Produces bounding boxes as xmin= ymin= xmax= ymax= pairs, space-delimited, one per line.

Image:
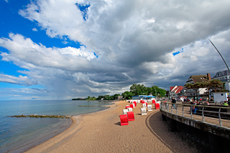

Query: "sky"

xmin=0 ymin=0 xmax=230 ymax=100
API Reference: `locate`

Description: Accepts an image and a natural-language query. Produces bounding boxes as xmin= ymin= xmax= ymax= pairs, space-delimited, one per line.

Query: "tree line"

xmin=72 ymin=84 xmax=166 ymax=100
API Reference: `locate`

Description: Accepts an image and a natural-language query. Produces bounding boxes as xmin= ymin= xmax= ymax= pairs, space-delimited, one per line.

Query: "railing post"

xmin=202 ymin=106 xmax=205 ymax=122
xmin=219 ymin=108 xmax=222 ymax=127
xmin=176 ymin=104 xmax=178 ymax=115
xmin=190 ymin=106 xmax=193 ymax=119
xmin=182 ymin=105 xmax=184 ymax=117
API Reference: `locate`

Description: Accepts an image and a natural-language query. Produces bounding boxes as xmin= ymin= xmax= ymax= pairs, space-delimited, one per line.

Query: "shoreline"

xmin=26 ymin=100 xmax=198 ymax=153
xmin=25 ymin=100 xmax=120 ymax=153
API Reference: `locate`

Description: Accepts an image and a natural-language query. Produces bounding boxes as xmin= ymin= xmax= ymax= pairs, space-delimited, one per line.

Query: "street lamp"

xmin=209 ymin=39 xmax=230 ymax=72
xmin=153 ymin=86 xmax=157 ymax=100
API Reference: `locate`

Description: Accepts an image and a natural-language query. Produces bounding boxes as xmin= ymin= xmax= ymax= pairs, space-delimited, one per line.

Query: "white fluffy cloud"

xmin=0 ymin=74 xmax=37 ymax=86
xmin=1 ymin=0 xmax=230 ymax=99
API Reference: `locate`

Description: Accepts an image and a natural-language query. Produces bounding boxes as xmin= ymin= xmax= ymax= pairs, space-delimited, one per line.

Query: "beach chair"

xmin=152 ymin=99 xmax=155 ymax=104
xmin=127 ymin=112 xmax=135 ymax=121
xmin=132 ymin=103 xmax=135 ymax=108
xmin=127 ymin=107 xmax=133 ymax=112
xmin=148 ymin=104 xmax=152 ymax=111
xmin=120 ymin=114 xmax=129 ymax=126
xmin=141 ymin=108 xmax=147 ymax=115
xmin=129 ymin=104 xmax=134 ymax=108
xmin=155 ymin=103 xmax=160 ymax=109
xmin=126 ymin=105 xmax=130 ymax=109
xmin=143 ymin=103 xmax=147 ymax=108
xmin=123 ymin=109 xmax=128 ymax=114
xmin=133 ymin=101 xmax=137 ymax=107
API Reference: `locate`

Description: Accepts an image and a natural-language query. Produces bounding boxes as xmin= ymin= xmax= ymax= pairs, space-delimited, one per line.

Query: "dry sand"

xmin=26 ymin=101 xmax=198 ymax=153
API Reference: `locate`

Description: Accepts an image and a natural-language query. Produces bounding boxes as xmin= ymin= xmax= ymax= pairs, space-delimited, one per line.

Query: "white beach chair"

xmin=127 ymin=107 xmax=133 ymax=112
xmin=143 ymin=103 xmax=147 ymax=108
xmin=148 ymin=104 xmax=153 ymax=111
xmin=141 ymin=108 xmax=147 ymax=115
xmin=132 ymin=103 xmax=135 ymax=108
xmin=123 ymin=109 xmax=128 ymax=114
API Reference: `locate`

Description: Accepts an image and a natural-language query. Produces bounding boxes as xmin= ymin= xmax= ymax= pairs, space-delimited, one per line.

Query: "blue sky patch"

xmin=75 ymin=3 xmax=90 ymax=21
xmin=173 ymin=48 xmax=184 ymax=56
xmin=94 ymin=52 xmax=99 ymax=58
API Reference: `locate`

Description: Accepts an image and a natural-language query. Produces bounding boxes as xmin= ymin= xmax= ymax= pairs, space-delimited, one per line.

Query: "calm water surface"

xmin=0 ymin=100 xmax=112 ymax=153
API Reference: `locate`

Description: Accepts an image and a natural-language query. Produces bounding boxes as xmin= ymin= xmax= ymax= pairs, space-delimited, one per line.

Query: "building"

xmin=212 ymin=70 xmax=230 ymax=92
xmin=211 ymin=92 xmax=228 ymax=103
xmin=169 ymin=86 xmax=183 ymax=99
xmin=185 ymin=73 xmax=211 ymax=84
xmin=183 ymin=73 xmax=211 ymax=100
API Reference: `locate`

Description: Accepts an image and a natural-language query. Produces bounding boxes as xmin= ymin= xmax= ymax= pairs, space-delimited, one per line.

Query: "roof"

xmin=170 ymin=86 xmax=183 ymax=93
xmin=213 ymin=70 xmax=230 ymax=78
xmin=188 ymin=75 xmax=209 ymax=83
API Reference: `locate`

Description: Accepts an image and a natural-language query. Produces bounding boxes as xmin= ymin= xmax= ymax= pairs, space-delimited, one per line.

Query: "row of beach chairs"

xmin=120 ymin=100 xmax=160 ymax=126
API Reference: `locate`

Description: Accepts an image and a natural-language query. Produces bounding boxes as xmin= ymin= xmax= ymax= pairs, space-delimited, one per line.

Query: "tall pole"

xmin=209 ymin=39 xmax=230 ymax=72
xmin=153 ymin=86 xmax=157 ymax=100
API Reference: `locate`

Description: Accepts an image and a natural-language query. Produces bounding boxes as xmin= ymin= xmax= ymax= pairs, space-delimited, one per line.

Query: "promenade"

xmin=26 ymin=101 xmax=197 ymax=153
xmin=161 ymin=102 xmax=230 ymax=128
xmin=161 ymin=101 xmax=230 ymax=153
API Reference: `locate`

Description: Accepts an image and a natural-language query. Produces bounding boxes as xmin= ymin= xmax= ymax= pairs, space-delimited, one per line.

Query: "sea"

xmin=0 ymin=100 xmax=113 ymax=153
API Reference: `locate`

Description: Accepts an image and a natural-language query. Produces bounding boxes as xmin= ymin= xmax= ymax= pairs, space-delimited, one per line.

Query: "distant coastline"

xmin=72 ymin=98 xmax=86 ymax=100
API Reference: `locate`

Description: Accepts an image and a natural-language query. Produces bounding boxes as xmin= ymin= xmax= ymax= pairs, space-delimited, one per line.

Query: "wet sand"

xmin=26 ymin=101 xmax=197 ymax=153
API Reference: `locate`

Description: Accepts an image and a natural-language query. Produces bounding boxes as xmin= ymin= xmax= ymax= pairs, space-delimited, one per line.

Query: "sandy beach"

xmin=26 ymin=101 xmax=197 ymax=153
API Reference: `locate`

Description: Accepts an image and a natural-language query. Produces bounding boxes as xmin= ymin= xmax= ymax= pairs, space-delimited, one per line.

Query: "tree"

xmin=209 ymin=79 xmax=224 ymax=92
xmin=122 ymin=91 xmax=133 ymax=99
xmin=130 ymin=84 xmax=147 ymax=95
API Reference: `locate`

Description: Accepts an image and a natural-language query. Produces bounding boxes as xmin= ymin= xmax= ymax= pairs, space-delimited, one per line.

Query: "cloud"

xmin=32 ymin=28 xmax=38 ymax=31
xmin=1 ymin=0 xmax=230 ymax=99
xmin=0 ymin=74 xmax=37 ymax=86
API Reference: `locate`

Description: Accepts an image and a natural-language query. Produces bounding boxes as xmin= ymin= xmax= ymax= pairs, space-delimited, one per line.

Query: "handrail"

xmin=160 ymin=101 xmax=230 ymax=128
xmin=163 ymin=102 xmax=230 ymax=109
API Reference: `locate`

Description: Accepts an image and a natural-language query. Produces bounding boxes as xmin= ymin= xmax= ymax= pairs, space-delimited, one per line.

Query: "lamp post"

xmin=209 ymin=39 xmax=230 ymax=72
xmin=153 ymin=86 xmax=157 ymax=100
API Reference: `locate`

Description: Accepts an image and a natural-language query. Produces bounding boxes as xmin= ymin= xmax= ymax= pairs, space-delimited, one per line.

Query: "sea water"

xmin=0 ymin=100 xmax=112 ymax=153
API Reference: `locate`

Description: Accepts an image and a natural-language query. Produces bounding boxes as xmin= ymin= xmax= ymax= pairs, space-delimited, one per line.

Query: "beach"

xmin=26 ymin=101 xmax=197 ymax=153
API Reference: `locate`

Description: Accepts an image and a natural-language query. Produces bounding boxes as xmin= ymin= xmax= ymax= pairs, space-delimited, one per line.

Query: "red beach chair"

xmin=155 ymin=103 xmax=160 ymax=109
xmin=152 ymin=99 xmax=155 ymax=104
xmin=126 ymin=105 xmax=131 ymax=109
xmin=133 ymin=101 xmax=137 ymax=107
xmin=127 ymin=112 xmax=135 ymax=121
xmin=120 ymin=114 xmax=129 ymax=126
xmin=130 ymin=104 xmax=134 ymax=108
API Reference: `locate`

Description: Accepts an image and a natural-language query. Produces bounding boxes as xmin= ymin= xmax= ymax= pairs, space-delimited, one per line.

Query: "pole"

xmin=153 ymin=86 xmax=157 ymax=100
xmin=209 ymin=39 xmax=230 ymax=72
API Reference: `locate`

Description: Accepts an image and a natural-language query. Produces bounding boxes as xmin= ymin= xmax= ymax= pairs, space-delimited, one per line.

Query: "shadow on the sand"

xmin=114 ymin=122 xmax=121 ymax=126
xmin=145 ymin=112 xmax=203 ymax=153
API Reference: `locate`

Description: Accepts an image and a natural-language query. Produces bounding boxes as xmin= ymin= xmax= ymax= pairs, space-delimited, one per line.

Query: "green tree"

xmin=209 ymin=79 xmax=224 ymax=92
xmin=122 ymin=91 xmax=133 ymax=99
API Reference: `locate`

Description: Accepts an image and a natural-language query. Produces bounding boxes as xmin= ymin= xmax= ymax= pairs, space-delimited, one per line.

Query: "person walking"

xmin=171 ymin=97 xmax=176 ymax=109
